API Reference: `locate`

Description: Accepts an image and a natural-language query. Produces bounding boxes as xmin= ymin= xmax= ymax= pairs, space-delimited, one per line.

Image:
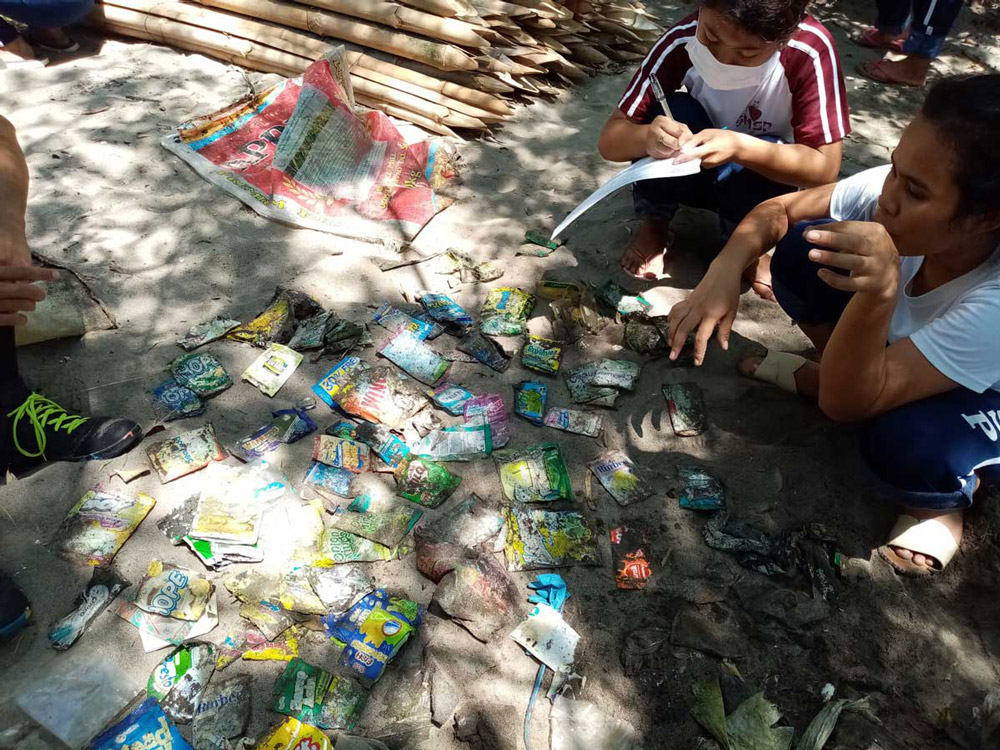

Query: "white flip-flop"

xmin=747 ymin=350 xmax=807 ymax=394
xmin=878 ymin=514 xmax=960 ymax=577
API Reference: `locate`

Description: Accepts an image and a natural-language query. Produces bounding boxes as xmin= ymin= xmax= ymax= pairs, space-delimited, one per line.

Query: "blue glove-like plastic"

xmin=527 ymin=573 xmax=569 ymax=612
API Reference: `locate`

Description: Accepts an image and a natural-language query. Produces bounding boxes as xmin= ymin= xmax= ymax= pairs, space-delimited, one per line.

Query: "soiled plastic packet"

xmin=135 ymin=560 xmax=215 ymax=621
xmin=243 ymin=343 xmax=304 ymax=397
xmin=231 ymin=421 xmax=284 ymax=463
xmin=373 ymin=302 xmax=433 ymax=339
xmin=242 ymin=626 xmax=301 ymax=662
xmin=192 ymin=674 xmax=252 ymax=750
xmin=522 ymin=335 xmax=562 ymax=374
xmin=169 ymin=351 xmax=233 ymax=397
xmin=378 ymin=328 xmax=450 ymax=385
xmin=184 ymin=537 xmax=263 ymax=570
xmin=624 ymin=314 xmax=676 ymax=357
xmin=423 ymin=494 xmax=505 ymax=548
xmin=117 ymin=593 xmax=219 ymax=650
xmin=49 ymin=565 xmax=129 ymax=651
xmin=158 ymin=496 xmax=198 ymax=545
xmin=544 ymin=407 xmax=602 ymax=437
xmin=273 ymin=658 xmax=369 ymax=730
xmin=322 ymin=589 xmax=423 ymax=687
xmin=152 ymin=377 xmax=205 ymax=420
xmin=189 ymin=464 xmax=265 ymax=546
xmin=353 ymin=421 xmax=410 ymax=470
xmin=147 ymin=424 xmax=227 ymax=483
xmin=304 ymin=461 xmax=357 ymax=499
xmin=417 ymin=291 xmax=473 ymax=334
xmin=427 ymin=383 xmax=474 ymax=416
xmin=178 ymin=316 xmax=240 ymax=351
xmin=148 ymin=642 xmax=216 ymax=723
xmin=480 ymin=287 xmax=535 ymax=336
xmin=464 ymin=393 xmax=510 ymax=448
xmin=496 ymin=443 xmax=572 ymax=503
xmin=595 ymin=280 xmax=652 ymax=317
xmin=588 ymin=450 xmax=654 ymax=506
xmin=288 ymin=312 xmax=331 ymax=351
xmin=564 ymin=364 xmax=619 ymax=407
xmin=663 ymin=382 xmax=707 ymax=437
xmin=592 ymin=359 xmax=641 ymax=390
xmin=611 ymin=525 xmax=652 ymax=590
xmin=504 ymin=507 xmax=599 ymax=571
xmin=91 ymin=697 xmax=192 ymax=750
xmin=679 ymin=466 xmax=725 ymax=510
xmin=272 ymin=407 xmax=318 ymax=443
xmin=278 ymin=567 xmax=328 ymax=614
xmin=51 ymin=488 xmax=155 ymax=566
xmin=312 ymin=355 xmax=368 ymax=409
xmin=457 ymin=330 xmax=510 ymax=372
xmin=307 ymin=566 xmax=373 ymax=612
xmin=228 ymin=288 xmax=323 ymax=347
xmin=337 ymin=367 xmax=426 ymax=431
xmin=259 ymin=717 xmax=331 ymax=750
xmin=413 ymin=423 xmax=492 ymax=461
xmin=318 ymin=527 xmax=396 ymax=564
xmin=515 ymin=381 xmax=547 ymax=425
xmin=394 ymin=456 xmax=461 ymax=508
xmin=329 ymin=508 xmax=422 ymax=549
xmin=539 ymin=280 xmax=606 ymax=340
xmin=313 ymin=435 xmax=371 ymax=472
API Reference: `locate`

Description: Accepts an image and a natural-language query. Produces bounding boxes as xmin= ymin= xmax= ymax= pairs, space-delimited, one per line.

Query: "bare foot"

xmin=622 ymin=218 xmax=672 ymax=280
xmin=738 ymin=353 xmax=820 ymax=398
xmin=890 ymin=508 xmax=964 ymax=570
xmin=0 ymin=37 xmax=35 ymax=63
xmin=858 ymin=56 xmax=931 ymax=87
xmin=743 ymin=254 xmax=776 ymax=302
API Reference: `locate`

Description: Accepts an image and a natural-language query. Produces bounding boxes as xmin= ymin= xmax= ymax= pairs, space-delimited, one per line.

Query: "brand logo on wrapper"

xmin=150 ymin=569 xmax=189 ymax=614
xmin=110 ymin=716 xmax=174 ymax=750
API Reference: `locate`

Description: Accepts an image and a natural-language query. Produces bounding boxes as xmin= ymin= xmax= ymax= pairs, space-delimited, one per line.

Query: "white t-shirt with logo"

xmin=830 ymin=165 xmax=1000 ymax=393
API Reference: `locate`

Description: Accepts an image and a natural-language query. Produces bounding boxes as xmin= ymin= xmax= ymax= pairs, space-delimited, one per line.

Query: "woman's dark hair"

xmin=702 ymin=0 xmax=809 ymax=42
xmin=922 ymin=74 xmax=1000 ymax=221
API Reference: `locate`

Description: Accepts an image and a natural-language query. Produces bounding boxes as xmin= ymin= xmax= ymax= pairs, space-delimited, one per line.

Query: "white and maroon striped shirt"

xmin=618 ymin=13 xmax=850 ymax=149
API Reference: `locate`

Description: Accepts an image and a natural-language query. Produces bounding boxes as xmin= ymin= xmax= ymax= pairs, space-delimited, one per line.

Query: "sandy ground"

xmin=3 ymin=0 xmax=1000 ymax=748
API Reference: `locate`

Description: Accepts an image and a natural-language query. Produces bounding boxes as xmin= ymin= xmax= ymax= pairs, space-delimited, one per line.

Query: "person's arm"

xmin=676 ymin=131 xmax=842 ymax=187
xmin=597 ymin=108 xmax=693 ymax=163
xmin=667 ymin=182 xmax=838 ymax=363
xmin=805 ymin=222 xmax=958 ymax=421
xmin=0 ymin=115 xmax=55 ymax=327
xmin=0 ymin=115 xmax=30 ymax=268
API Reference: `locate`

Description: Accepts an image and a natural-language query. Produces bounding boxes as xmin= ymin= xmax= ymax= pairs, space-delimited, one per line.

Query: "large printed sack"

xmin=162 ymin=47 xmax=457 ymax=242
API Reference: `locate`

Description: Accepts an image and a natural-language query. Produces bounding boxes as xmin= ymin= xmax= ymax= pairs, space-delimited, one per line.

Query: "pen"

xmin=650 ymin=76 xmax=673 ymax=120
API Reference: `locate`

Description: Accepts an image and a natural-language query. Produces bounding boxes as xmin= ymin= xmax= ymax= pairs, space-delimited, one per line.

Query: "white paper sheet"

xmin=509 ymin=602 xmax=579 ymax=672
xmin=551 ymin=156 xmax=701 ymax=240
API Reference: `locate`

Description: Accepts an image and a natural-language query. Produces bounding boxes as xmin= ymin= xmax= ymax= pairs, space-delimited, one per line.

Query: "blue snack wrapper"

xmin=514 ymin=381 xmax=547 ymax=425
xmin=312 ymin=355 xmax=367 ymax=409
xmin=92 ymin=697 xmax=192 ymax=750
xmin=152 ymin=377 xmax=206 ymax=420
xmin=427 ymin=383 xmax=474 ymax=416
xmin=417 ymin=292 xmax=473 ymax=334
xmin=305 ymin=461 xmax=356 ymax=498
xmin=272 ymin=407 xmax=318 ymax=443
xmin=321 ymin=589 xmax=422 ymax=686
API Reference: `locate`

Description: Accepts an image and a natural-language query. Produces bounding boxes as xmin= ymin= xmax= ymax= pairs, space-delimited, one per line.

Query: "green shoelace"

xmin=7 ymin=393 xmax=89 ymax=459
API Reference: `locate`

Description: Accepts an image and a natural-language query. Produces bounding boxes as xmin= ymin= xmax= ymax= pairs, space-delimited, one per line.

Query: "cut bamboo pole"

xmin=354 ymin=93 xmax=459 ymax=137
xmin=349 ymin=65 xmax=505 ymax=121
xmin=351 ymin=75 xmax=487 ymax=129
xmin=397 ymin=0 xmax=474 ymax=18
xmin=192 ymin=0 xmax=478 ymax=71
xmin=470 ymin=0 xmax=535 ymax=16
xmin=291 ymin=0 xmax=490 ymax=49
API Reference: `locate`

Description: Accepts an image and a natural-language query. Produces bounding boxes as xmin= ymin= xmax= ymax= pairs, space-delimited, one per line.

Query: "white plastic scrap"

xmin=550 ymin=696 xmax=645 ymax=750
xmin=510 ymin=603 xmax=579 ymax=675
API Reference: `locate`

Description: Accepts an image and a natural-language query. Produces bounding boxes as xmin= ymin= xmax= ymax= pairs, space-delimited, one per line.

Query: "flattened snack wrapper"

xmin=312 ymin=355 xmax=368 ymax=409
xmin=496 ymin=443 xmax=572 ymax=503
xmin=610 ymin=526 xmax=652 ymax=590
xmin=243 ymin=343 xmax=304 ymax=397
xmin=503 ymin=507 xmax=599 ymax=571
xmin=417 ymin=291 xmax=473 ymax=334
xmin=273 ymin=658 xmax=369 ymax=730
xmin=373 ymin=302 xmax=433 ymax=339
xmin=623 ymin=314 xmax=675 ymax=357
xmin=480 ymin=287 xmax=535 ymax=336
xmin=595 ymin=279 xmax=652 ymax=317
xmin=588 ymin=450 xmax=653 ymax=506
xmin=313 ymin=435 xmax=371 ymax=473
xmin=329 ymin=508 xmax=422 ymax=548
xmin=394 ymin=456 xmax=461 ymax=508
xmin=353 ymin=421 xmax=410 ymax=470
xmin=428 ymin=382 xmax=474 ymax=416
xmin=152 ymin=377 xmax=205 ymax=421
xmin=169 ymin=351 xmax=233 ymax=397
xmin=135 ymin=560 xmax=215 ymax=621
xmin=592 ymin=359 xmax=641 ymax=390
xmin=457 ymin=330 xmax=510 ymax=372
xmin=413 ymin=423 xmax=491 ymax=461
xmin=147 ymin=424 xmax=227 ymax=483
xmin=192 ymin=674 xmax=252 ymax=750
xmin=564 ymin=364 xmax=619 ymax=407
xmin=231 ymin=420 xmax=284 ymax=463
xmin=304 ymin=460 xmax=356 ymax=498
xmin=243 ymin=626 xmax=301 ymax=662
xmin=543 ymin=407 xmax=602 ymax=437
xmin=49 ymin=565 xmax=129 ymax=650
xmin=662 ymin=382 xmax=707 ymax=437
xmin=288 ymin=312 xmax=331 ymax=350
xmin=259 ymin=717 xmax=332 ymax=750
xmin=117 ymin=593 xmax=219 ymax=649
xmin=318 ymin=527 xmax=397 ymax=564
xmin=147 ymin=642 xmax=216 ymax=723
xmin=463 ymin=393 xmax=510 ymax=448
xmin=178 ymin=316 xmax=241 ymax=350
xmin=678 ymin=466 xmax=725 ymax=510
xmin=521 ymin=335 xmax=562 ymax=375
xmin=51 ymin=487 xmax=155 ymax=566
xmin=91 ymin=697 xmax=192 ymax=750
xmin=321 ymin=589 xmax=422 ymax=687
xmin=228 ymin=288 xmax=323 ymax=347
xmin=378 ymin=328 xmax=450 ymax=386
xmin=336 ymin=366 xmax=426 ymax=431
xmin=514 ymin=381 xmax=547 ymax=425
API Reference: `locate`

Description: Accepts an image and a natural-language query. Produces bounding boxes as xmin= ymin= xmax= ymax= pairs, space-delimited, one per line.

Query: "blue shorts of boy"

xmin=771 ymin=219 xmax=1000 ymax=510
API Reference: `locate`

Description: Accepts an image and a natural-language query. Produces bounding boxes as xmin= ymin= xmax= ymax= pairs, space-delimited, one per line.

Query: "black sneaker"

xmin=0 ymin=572 xmax=30 ymax=640
xmin=1 ymin=392 xmax=144 ymax=478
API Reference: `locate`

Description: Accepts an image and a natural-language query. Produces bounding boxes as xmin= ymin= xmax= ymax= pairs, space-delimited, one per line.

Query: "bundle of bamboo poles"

xmin=86 ymin=0 xmax=662 ymax=135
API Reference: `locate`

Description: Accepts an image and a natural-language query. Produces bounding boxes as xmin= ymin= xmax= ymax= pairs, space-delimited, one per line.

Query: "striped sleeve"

xmin=782 ymin=18 xmax=851 ymax=148
xmin=617 ymin=14 xmax=699 ymax=123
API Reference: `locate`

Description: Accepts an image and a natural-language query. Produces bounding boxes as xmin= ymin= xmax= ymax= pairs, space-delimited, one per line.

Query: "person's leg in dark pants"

xmin=860 ymin=386 xmax=1000 ymax=572
xmin=0 ymin=0 xmax=93 ymax=57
